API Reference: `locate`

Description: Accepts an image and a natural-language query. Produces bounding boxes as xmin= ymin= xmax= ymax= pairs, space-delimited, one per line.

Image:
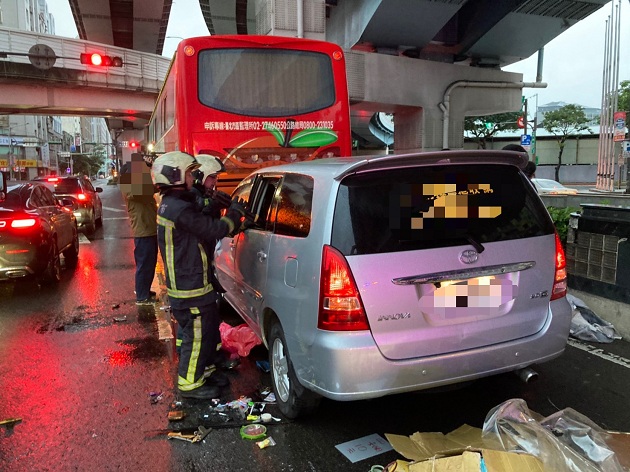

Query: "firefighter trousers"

xmin=172 ymin=303 xmax=220 ymax=391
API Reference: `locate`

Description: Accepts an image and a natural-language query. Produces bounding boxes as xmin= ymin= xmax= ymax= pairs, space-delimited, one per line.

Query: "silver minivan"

xmin=214 ymin=150 xmax=572 ymax=418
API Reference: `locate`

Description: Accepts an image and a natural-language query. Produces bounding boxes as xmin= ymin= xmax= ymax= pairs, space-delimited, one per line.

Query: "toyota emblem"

xmin=460 ymin=249 xmax=478 ymax=264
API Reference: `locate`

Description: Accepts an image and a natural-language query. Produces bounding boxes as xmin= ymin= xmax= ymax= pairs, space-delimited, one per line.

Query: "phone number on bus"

xmin=203 ymin=120 xmax=335 ymax=132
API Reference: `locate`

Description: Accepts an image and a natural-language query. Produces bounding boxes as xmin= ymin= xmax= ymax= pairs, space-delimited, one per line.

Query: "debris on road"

xmin=0 ymin=418 xmax=22 ymax=430
xmin=167 ymin=425 xmax=211 ymax=443
xmin=148 ymin=391 xmax=163 ymax=404
xmin=385 ymin=398 xmax=630 ymax=471
xmin=111 ymin=303 xmax=120 ymax=310
xmin=256 ymin=436 xmax=276 ymax=449
xmin=567 ymin=293 xmax=622 ymax=343
xmin=113 ymin=316 xmax=127 ymax=323
xmin=168 ymin=410 xmax=186 ymax=421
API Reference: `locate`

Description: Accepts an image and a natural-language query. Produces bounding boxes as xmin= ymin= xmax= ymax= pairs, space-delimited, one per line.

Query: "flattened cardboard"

xmin=608 ymin=432 xmax=630 ymax=471
xmin=386 ymin=425 xmax=544 ymax=472
xmin=409 ymin=450 xmax=480 ymax=472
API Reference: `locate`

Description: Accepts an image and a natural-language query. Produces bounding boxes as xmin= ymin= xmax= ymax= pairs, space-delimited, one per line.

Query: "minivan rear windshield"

xmin=331 ymin=164 xmax=554 ymax=256
xmin=52 ymin=180 xmax=81 ymax=194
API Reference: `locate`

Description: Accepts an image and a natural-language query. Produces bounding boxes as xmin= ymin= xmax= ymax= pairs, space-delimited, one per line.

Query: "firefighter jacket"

xmin=156 ymin=188 xmax=236 ymax=310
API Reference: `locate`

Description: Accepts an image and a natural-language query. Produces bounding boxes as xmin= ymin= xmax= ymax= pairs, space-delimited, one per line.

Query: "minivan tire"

xmin=268 ymin=320 xmax=321 ymax=419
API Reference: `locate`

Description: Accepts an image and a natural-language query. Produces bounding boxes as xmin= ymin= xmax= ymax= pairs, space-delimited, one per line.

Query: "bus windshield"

xmin=198 ymin=49 xmax=335 ymax=117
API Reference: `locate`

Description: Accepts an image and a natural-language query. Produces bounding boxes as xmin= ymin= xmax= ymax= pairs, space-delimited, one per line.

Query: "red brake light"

xmin=47 ymin=177 xmax=59 ymax=183
xmin=11 ymin=218 xmax=37 ymax=228
xmin=77 ymin=193 xmax=87 ymax=201
xmin=318 ymin=245 xmax=369 ymax=331
xmin=550 ymin=232 xmax=567 ymax=301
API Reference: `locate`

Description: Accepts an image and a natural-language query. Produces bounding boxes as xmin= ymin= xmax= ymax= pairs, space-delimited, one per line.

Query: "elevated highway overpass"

xmin=0 ymin=0 xmax=610 ymax=150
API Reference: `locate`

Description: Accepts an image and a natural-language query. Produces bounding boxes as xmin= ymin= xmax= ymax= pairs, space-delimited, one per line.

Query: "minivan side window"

xmin=248 ymin=176 xmax=282 ymax=232
xmin=271 ymin=173 xmax=313 ymax=238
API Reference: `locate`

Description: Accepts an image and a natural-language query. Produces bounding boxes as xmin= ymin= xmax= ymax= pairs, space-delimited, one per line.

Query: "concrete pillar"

xmin=393 ymin=108 xmax=423 ymax=153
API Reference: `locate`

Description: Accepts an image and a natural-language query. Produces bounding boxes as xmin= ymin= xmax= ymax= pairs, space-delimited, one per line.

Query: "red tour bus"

xmin=148 ymin=35 xmax=352 ymax=192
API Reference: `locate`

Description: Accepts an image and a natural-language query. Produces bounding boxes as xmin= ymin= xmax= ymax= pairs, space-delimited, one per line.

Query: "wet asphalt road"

xmin=1 ymin=180 xmax=629 ymax=471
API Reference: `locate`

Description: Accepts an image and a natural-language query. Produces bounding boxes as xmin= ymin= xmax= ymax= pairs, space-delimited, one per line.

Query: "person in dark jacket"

xmin=119 ymin=155 xmax=158 ymax=306
xmin=502 ymin=144 xmax=536 ymax=179
xmin=151 ymin=151 xmax=250 ymax=400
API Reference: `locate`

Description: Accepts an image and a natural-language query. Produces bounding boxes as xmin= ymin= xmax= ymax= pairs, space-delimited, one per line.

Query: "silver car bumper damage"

xmin=294 ymin=300 xmax=572 ymax=401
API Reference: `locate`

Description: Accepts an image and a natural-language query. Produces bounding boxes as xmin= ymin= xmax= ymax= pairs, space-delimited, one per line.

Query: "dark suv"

xmin=34 ymin=176 xmax=103 ymax=233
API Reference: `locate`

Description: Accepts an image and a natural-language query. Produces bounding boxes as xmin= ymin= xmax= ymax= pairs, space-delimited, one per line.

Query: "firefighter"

xmin=151 ymin=151 xmax=250 ymax=399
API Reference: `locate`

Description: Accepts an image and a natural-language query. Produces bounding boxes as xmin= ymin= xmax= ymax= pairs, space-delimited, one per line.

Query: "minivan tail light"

xmin=318 ymin=245 xmax=369 ymax=331
xmin=550 ymin=232 xmax=567 ymax=300
xmin=77 ymin=193 xmax=87 ymax=201
xmin=11 ymin=218 xmax=37 ymax=228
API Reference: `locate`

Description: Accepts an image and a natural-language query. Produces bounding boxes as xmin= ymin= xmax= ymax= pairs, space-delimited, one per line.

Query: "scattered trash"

xmin=259 ymin=386 xmax=272 ymax=397
xmin=256 ymin=436 xmax=276 ymax=449
xmin=168 ymin=410 xmax=186 ymax=421
xmin=484 ymin=398 xmax=627 ymax=471
xmin=335 ymin=433 xmax=393 ymax=464
xmin=111 ymin=304 xmax=120 ymax=310
xmin=263 ymin=392 xmax=276 ymax=403
xmin=384 ymin=398 xmax=630 ymax=471
xmin=167 ymin=425 xmax=211 ymax=443
xmin=567 ymin=294 xmax=622 ymax=343
xmin=256 ymin=360 xmax=270 ymax=373
xmin=240 ymin=424 xmax=267 ymax=440
xmin=261 ymin=413 xmax=280 ymax=423
xmin=149 ymin=391 xmax=163 ymax=404
xmin=113 ymin=316 xmax=127 ymax=323
xmin=220 ymin=322 xmax=262 ymax=357
xmin=0 ymin=418 xmax=22 ymax=430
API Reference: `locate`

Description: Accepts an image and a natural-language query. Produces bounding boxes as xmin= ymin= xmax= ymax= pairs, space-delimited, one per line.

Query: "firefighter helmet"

xmin=151 ymin=151 xmax=200 ymax=188
xmin=195 ymin=154 xmax=225 ymax=180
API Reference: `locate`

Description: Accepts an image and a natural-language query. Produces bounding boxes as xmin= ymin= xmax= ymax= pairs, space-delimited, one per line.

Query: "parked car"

xmin=0 ymin=180 xmax=79 ymax=283
xmin=214 ymin=150 xmax=572 ymax=418
xmin=531 ymin=178 xmax=578 ymax=195
xmin=34 ymin=176 xmax=103 ymax=233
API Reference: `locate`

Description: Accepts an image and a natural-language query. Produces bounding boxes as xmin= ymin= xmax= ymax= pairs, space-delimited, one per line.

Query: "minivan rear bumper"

xmin=298 ymin=298 xmax=572 ymax=401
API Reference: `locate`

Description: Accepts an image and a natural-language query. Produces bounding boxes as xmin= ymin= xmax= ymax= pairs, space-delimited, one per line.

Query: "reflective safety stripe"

xmin=167 ymin=283 xmax=213 ymax=299
xmin=198 ymin=243 xmax=208 ymax=287
xmin=221 ymin=216 xmax=235 ymax=234
xmin=176 ymin=338 xmax=182 ymax=347
xmin=178 ymin=315 xmax=204 ymax=391
xmin=157 ymin=215 xmax=177 ymax=291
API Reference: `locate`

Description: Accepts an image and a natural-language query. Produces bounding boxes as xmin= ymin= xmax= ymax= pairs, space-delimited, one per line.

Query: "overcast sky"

xmin=46 ymin=0 xmax=629 ymax=110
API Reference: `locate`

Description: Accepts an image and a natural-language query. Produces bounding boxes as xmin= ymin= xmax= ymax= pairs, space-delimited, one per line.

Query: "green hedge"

xmin=547 ymin=206 xmax=579 ymax=247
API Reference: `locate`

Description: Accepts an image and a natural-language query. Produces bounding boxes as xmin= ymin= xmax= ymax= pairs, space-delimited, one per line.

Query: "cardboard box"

xmin=386 ymin=424 xmax=544 ymax=472
xmin=608 ymin=432 xmax=630 ymax=471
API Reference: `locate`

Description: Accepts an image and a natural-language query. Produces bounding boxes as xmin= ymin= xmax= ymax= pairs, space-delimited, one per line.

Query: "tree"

xmin=464 ymin=112 xmax=522 ymax=149
xmin=618 ymin=80 xmax=630 ymax=113
xmin=72 ymin=145 xmax=105 ymax=177
xmin=540 ymin=104 xmax=591 ymax=181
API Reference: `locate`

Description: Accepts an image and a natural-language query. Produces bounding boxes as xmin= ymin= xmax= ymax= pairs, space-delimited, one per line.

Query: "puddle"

xmin=105 ymin=337 xmax=167 ymax=367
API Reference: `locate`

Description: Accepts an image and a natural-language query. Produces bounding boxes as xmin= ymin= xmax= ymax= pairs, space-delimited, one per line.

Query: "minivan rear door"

xmin=331 ymin=161 xmax=558 ymax=360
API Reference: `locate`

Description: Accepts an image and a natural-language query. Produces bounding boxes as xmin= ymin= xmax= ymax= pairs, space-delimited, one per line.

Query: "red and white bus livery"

xmin=148 ymin=35 xmax=352 ymax=192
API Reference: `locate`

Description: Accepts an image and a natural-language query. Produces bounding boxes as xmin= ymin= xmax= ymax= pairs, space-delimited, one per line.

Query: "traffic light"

xmin=80 ymin=53 xmax=123 ymax=67
xmin=129 ymin=141 xmax=138 ymax=149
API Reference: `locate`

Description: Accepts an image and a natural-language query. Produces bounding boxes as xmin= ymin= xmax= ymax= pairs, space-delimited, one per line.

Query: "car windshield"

xmin=331 ymin=164 xmax=555 ymax=255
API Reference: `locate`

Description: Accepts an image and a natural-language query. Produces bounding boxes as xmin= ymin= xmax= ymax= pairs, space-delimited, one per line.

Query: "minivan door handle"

xmin=257 ymin=251 xmax=267 ymax=262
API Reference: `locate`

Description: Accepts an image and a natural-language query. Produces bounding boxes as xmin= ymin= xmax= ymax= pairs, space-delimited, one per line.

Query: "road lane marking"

xmin=567 ymin=338 xmax=630 ymax=369
xmin=79 ymin=234 xmax=90 ymax=244
xmin=103 ymin=206 xmax=126 ymax=212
